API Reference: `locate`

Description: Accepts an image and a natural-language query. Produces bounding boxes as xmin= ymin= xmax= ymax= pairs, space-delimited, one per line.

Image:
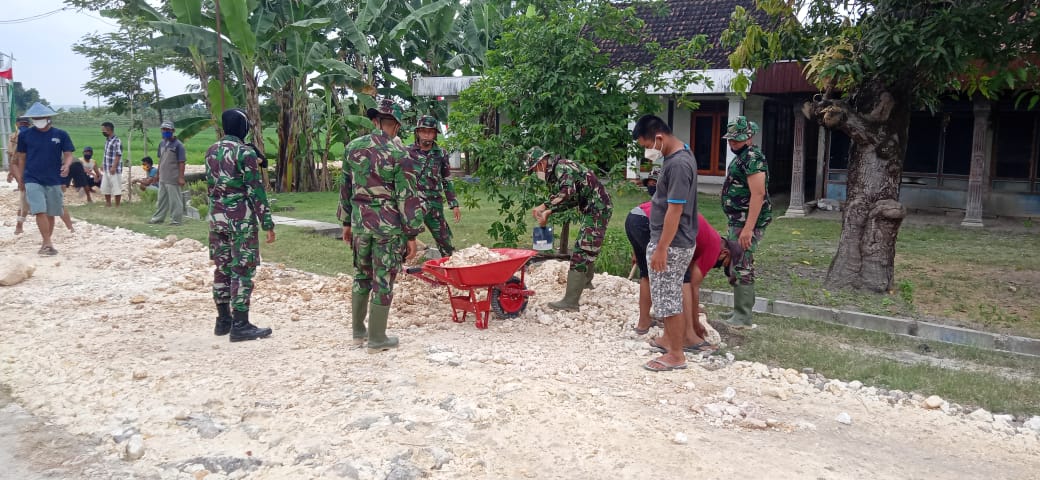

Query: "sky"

xmin=0 ymin=0 xmax=194 ymax=108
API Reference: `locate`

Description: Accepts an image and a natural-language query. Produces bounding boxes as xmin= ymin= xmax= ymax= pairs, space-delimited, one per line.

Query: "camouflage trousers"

xmin=569 ymin=207 xmax=612 ymax=273
xmin=422 ymin=201 xmax=454 ymax=257
xmin=352 ymin=232 xmax=405 ymax=306
xmin=727 ymin=225 xmax=767 ymax=285
xmin=209 ymin=226 xmax=261 ymax=312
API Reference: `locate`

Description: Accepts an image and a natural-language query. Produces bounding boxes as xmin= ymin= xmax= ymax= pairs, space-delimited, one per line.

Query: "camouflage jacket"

xmin=406 ymin=142 xmax=457 ymax=208
xmin=543 ymin=156 xmax=613 ymax=215
xmin=721 ymin=145 xmax=772 ymax=228
xmin=205 ymin=135 xmax=275 ymax=232
xmin=340 ymin=131 xmax=423 ymax=238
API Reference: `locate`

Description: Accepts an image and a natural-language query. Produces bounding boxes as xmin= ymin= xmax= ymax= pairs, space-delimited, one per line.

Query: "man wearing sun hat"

xmin=720 ymin=115 xmax=772 ymax=328
xmin=340 ymin=98 xmax=423 ymax=353
xmin=148 ymin=120 xmax=188 ymax=225
xmin=14 ymin=102 xmax=74 ymax=255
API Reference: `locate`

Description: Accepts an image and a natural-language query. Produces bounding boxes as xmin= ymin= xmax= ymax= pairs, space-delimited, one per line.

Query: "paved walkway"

xmin=271 ymin=215 xmax=341 ymax=237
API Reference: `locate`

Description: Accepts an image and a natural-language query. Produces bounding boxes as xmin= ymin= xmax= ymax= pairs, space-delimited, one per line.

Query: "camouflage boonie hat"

xmin=524 ymin=146 xmax=550 ymax=171
xmin=374 ymin=98 xmax=404 ymax=124
xmin=415 ymin=115 xmax=441 ymax=133
xmin=722 ymin=116 xmax=760 ymax=141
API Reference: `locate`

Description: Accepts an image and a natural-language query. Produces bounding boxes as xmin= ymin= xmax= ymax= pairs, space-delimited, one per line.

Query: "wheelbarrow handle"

xmin=405 ymin=266 xmax=423 ymax=275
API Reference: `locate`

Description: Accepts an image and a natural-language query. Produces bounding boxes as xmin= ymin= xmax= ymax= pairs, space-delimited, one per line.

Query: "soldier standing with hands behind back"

xmin=720 ymin=116 xmax=772 ymax=328
xmin=206 ymin=108 xmax=275 ymax=342
xmin=341 ymin=99 xmax=423 ymax=353
xmin=407 ymin=115 xmax=460 ymax=257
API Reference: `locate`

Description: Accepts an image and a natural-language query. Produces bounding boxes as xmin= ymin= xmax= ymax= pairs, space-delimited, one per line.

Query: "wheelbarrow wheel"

xmin=491 ymin=276 xmax=528 ymax=319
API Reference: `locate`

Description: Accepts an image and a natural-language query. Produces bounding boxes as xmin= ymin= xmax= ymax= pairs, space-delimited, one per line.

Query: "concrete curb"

xmin=701 ymin=288 xmax=1040 ymax=357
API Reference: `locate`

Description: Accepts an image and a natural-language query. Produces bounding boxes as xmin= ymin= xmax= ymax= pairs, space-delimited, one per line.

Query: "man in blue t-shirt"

xmin=14 ymin=102 xmax=74 ymax=256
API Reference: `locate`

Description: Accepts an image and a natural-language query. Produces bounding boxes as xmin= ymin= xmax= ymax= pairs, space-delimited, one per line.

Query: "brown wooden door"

xmin=691 ymin=112 xmax=728 ymax=176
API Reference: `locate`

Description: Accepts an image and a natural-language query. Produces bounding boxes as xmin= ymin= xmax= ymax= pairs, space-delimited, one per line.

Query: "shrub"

xmin=597 ymin=229 xmax=633 ymax=278
xmin=140 ymin=188 xmax=158 ymax=204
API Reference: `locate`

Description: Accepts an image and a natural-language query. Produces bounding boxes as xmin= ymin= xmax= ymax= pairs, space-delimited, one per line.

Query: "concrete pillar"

xmin=784 ymin=112 xmax=806 ymax=217
xmin=961 ymin=98 xmax=990 ymax=227
xmin=725 ymin=94 xmax=744 ymax=169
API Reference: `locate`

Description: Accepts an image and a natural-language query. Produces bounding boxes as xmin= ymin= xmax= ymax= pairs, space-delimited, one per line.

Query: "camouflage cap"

xmin=524 ymin=146 xmax=550 ymax=171
xmin=643 ymin=166 xmax=661 ymax=186
xmin=415 ymin=115 xmax=441 ymax=133
xmin=374 ymin=98 xmax=404 ymax=125
xmin=722 ymin=116 xmax=760 ymax=141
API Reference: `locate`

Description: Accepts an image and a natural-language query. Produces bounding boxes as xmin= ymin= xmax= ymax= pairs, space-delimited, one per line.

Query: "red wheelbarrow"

xmin=406 ymin=248 xmax=538 ymax=329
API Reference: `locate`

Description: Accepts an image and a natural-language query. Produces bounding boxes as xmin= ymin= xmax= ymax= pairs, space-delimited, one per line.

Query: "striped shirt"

xmin=103 ymin=135 xmax=123 ymax=173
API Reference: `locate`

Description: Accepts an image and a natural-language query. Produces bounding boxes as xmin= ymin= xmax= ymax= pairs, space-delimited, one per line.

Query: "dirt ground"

xmin=1 ymin=181 xmax=1038 ymax=480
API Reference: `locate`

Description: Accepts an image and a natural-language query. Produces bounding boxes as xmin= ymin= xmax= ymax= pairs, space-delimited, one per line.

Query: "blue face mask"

xmin=161 ymin=131 xmax=173 ymax=140
xmin=18 ymin=126 xmax=29 ymax=134
xmin=647 ymin=185 xmax=657 ymax=197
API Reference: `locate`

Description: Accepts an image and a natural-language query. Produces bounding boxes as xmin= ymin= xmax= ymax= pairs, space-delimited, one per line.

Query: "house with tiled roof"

xmin=416 ymin=0 xmax=1040 ymax=220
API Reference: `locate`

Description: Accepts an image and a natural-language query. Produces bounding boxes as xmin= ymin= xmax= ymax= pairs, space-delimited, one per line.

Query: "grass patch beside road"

xmin=68 ymin=199 xmax=351 ymax=277
xmin=717 ymin=311 xmax=1040 ymax=415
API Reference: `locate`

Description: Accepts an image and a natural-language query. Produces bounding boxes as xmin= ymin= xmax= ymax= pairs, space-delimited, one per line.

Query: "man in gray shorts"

xmin=632 ymin=114 xmax=698 ymax=372
xmin=14 ymin=102 xmax=74 ymax=256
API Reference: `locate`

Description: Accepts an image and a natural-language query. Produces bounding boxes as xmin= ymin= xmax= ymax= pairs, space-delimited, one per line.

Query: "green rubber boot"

xmin=724 ymin=283 xmax=756 ymax=328
xmin=548 ymin=270 xmax=585 ymax=311
xmin=366 ymin=303 xmax=399 ymax=354
xmin=351 ymin=292 xmax=369 ymax=345
xmin=583 ymin=265 xmax=596 ymax=290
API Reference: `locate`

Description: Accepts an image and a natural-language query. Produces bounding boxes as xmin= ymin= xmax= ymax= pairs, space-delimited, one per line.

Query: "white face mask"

xmin=33 ymin=119 xmax=49 ymax=129
xmin=643 ymin=137 xmax=663 ymax=163
xmin=536 ymin=170 xmax=546 ymax=181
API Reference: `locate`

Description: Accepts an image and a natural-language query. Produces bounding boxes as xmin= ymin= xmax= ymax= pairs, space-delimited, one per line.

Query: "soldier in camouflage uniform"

xmin=720 ymin=116 xmax=772 ymax=327
xmin=341 ymin=99 xmax=423 ymax=353
xmin=206 ymin=108 xmax=276 ymax=342
xmin=407 ymin=115 xmax=460 ymax=257
xmin=526 ymin=147 xmax=613 ymax=311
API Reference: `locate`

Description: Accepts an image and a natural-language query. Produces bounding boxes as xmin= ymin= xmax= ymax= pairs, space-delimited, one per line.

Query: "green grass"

xmin=68 ymin=199 xmax=351 ymax=277
xmin=720 ymin=311 xmax=1040 ymax=415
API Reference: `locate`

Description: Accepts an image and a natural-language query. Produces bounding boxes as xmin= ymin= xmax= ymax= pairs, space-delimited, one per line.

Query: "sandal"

xmin=683 ymin=341 xmax=715 ymax=353
xmin=643 ymin=357 xmax=688 ymax=372
xmin=632 ymin=319 xmax=661 ymax=336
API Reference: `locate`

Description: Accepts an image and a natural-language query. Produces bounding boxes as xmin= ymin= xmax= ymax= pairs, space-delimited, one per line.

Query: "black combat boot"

xmin=229 ymin=310 xmax=273 ymax=342
xmin=214 ymin=303 xmax=233 ymax=336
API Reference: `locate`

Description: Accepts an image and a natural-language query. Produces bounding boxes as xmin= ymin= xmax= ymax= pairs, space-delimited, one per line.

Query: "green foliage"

xmin=71 ymin=22 xmax=165 ymax=115
xmin=447 ymin=1 xmax=710 ymax=244
xmin=596 ymin=229 xmax=634 ymax=278
xmin=898 ymin=279 xmax=914 ymax=305
xmin=188 ymin=180 xmax=208 ymax=211
xmin=722 ymin=0 xmax=1040 ymax=111
xmin=10 ymin=82 xmax=49 ymax=115
xmin=138 ymin=187 xmax=158 ymax=205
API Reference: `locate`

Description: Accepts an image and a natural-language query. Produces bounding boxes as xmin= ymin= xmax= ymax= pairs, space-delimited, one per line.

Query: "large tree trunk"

xmin=815 ymin=82 xmax=910 ymax=292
